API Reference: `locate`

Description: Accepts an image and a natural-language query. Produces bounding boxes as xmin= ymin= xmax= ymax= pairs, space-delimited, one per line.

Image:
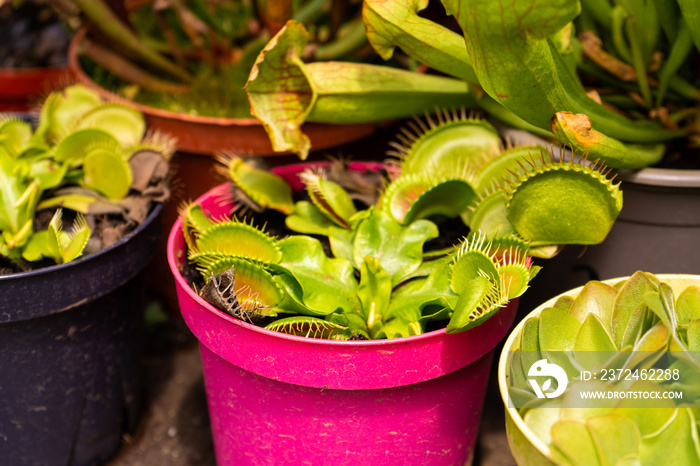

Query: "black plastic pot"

xmin=520 ymin=168 xmax=700 ymax=312
xmin=0 ymin=204 xmax=163 ymax=466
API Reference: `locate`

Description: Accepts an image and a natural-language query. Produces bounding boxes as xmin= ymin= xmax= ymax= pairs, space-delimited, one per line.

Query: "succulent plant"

xmin=506 ymin=271 xmax=700 ymax=465
xmin=181 ymin=112 xmax=623 ymax=339
xmin=0 ymin=84 xmax=173 ymax=271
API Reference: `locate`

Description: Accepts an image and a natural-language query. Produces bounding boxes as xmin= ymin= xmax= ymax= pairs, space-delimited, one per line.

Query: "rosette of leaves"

xmin=0 ymin=84 xmax=173 ymax=271
xmin=246 ymin=0 xmax=699 ymax=167
xmin=508 ymin=271 xmax=700 ymax=465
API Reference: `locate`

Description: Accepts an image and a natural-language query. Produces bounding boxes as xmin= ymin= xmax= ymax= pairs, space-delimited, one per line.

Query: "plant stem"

xmin=82 ymin=39 xmax=190 ymax=94
xmin=314 ymin=19 xmax=367 ymax=61
xmin=612 ymin=6 xmax=633 ymax=63
xmin=656 ymin=21 xmax=695 ymax=107
xmin=293 ymin=0 xmax=326 ymax=24
xmin=65 ymin=0 xmax=192 ymax=82
xmin=626 ymin=17 xmax=653 ymax=107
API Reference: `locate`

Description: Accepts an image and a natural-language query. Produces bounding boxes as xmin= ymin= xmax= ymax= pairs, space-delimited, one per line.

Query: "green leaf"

xmin=0 ymin=119 xmax=32 ymax=156
xmin=449 ymin=234 xmax=499 ymax=294
xmin=677 ymin=286 xmax=700 ymax=327
xmin=227 ymin=157 xmax=294 ymax=215
xmin=586 ymin=414 xmax=641 ymax=466
xmin=644 ymin=290 xmax=673 ymax=331
xmin=193 ymin=220 xmax=281 ymax=264
xmin=539 ymin=307 xmax=582 ymax=352
xmin=640 ymin=408 xmax=700 ymax=464
xmin=38 ymin=85 xmax=102 ymax=141
xmin=375 ymin=317 xmax=423 ymax=339
xmin=474 ymin=146 xmax=548 ymax=193
xmin=613 ymin=381 xmax=676 ymax=437
xmin=520 ymin=316 xmax=542 ymax=376
xmin=550 ymin=419 xmax=602 ymax=466
xmin=522 ymin=401 xmax=563 ymax=446
xmin=21 ymin=230 xmax=50 ymax=262
xmin=441 ymin=0 xmax=681 ymax=149
xmin=352 ymin=210 xmax=438 ymax=283
xmin=633 ymin=323 xmax=669 ymax=352
xmin=445 ymin=275 xmax=492 ymax=332
xmin=382 ymin=176 xmax=477 ymax=225
xmin=264 ymin=316 xmax=351 ymax=340
xmin=29 ymin=159 xmax=69 ymax=191
xmin=612 ymin=271 xmax=656 ymax=348
xmin=285 ymin=201 xmax=334 ymax=235
xmin=505 ymin=162 xmax=623 ymax=246
xmin=553 ymin=296 xmax=576 ymax=313
xmin=687 ymin=319 xmax=700 ymax=352
xmin=399 ymin=118 xmax=501 ymax=177
xmin=551 ymin=112 xmax=665 ymax=169
xmin=0 ymin=150 xmax=32 ymax=235
xmin=569 ymin=281 xmax=618 ymax=333
xmin=328 ymin=227 xmax=356 ymax=262
xmin=81 ymin=147 xmax=133 ymax=199
xmin=464 ymin=190 xmax=516 ymax=238
xmin=53 ymin=128 xmax=120 ymax=165
xmin=302 ymin=172 xmax=357 ymax=228
xmin=357 ymin=257 xmax=392 ymax=337
xmin=75 ymin=103 xmax=146 ymax=148
xmin=61 ymin=213 xmax=91 ymax=263
xmin=574 ymin=314 xmax=617 ymax=370
xmin=245 ymin=20 xmax=475 ymax=158
xmin=386 ymin=265 xmax=456 ymax=322
xmin=201 ymin=258 xmax=283 ymax=310
xmin=362 ymin=0 xmax=477 ymax=83
xmin=277 ymin=236 xmax=359 ymax=315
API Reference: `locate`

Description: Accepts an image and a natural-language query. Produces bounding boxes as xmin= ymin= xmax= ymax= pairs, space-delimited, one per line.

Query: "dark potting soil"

xmin=0 ymin=0 xmax=70 ymax=68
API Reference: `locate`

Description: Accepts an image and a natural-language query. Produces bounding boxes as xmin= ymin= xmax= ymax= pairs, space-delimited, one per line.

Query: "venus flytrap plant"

xmin=0 ymin=84 xmax=173 ymax=271
xmin=182 ymin=110 xmax=624 ymax=339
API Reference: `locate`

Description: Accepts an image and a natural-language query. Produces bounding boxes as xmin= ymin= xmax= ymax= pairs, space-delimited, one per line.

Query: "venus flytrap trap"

xmin=0 ymin=84 xmax=173 ymax=272
xmin=182 ymin=111 xmax=623 ymax=340
xmin=505 ymin=272 xmax=700 ymax=465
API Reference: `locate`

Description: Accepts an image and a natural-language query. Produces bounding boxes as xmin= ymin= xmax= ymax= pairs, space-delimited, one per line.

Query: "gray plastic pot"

xmin=0 ymin=204 xmax=162 ymax=466
xmin=519 ymin=168 xmax=700 ymax=312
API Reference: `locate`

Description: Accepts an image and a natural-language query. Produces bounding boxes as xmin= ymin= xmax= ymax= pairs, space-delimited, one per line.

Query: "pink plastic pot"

xmin=167 ymin=162 xmax=518 ymax=465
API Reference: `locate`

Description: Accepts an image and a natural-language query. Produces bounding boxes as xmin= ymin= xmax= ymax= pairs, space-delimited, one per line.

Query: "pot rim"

xmin=497 ymin=273 xmax=700 ymax=461
xmin=0 ymin=64 xmax=71 ymax=76
xmin=618 ymin=168 xmax=700 ymax=188
xmin=0 ymin=203 xmax=163 ymax=281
